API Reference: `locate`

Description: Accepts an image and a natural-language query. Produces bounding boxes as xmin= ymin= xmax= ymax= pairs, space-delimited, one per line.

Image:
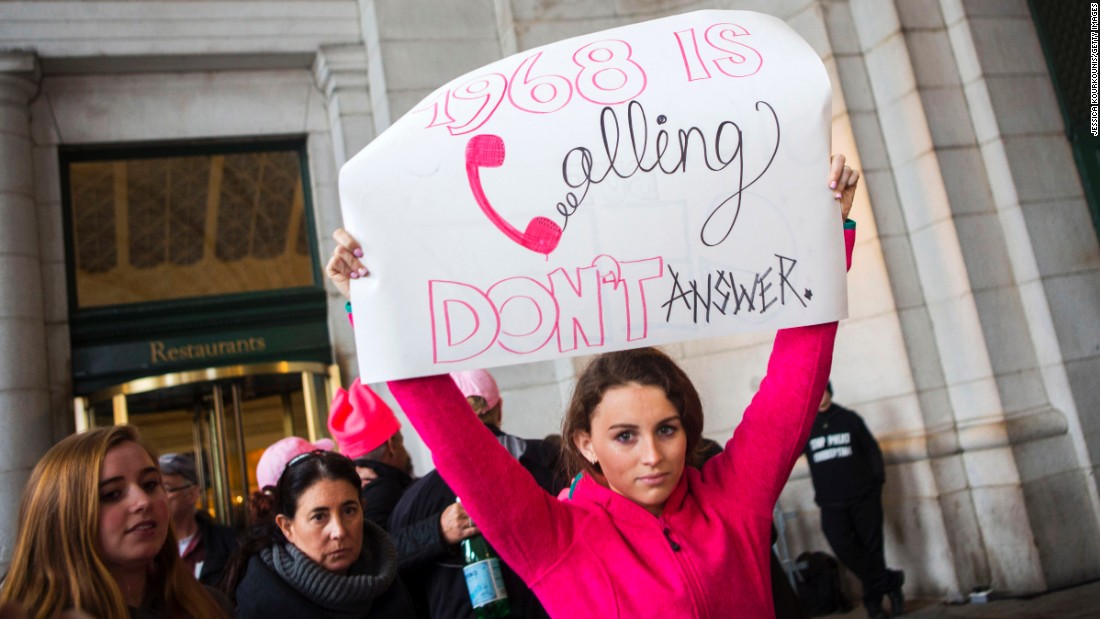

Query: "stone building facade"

xmin=1 ymin=0 xmax=1098 ymax=600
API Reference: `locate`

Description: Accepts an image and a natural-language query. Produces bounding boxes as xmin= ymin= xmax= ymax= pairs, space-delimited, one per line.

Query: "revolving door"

xmin=75 ymin=362 xmax=339 ymax=527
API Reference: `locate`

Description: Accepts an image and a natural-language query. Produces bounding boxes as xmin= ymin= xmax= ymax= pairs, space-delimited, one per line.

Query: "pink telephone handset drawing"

xmin=465 ymin=134 xmax=562 ymax=256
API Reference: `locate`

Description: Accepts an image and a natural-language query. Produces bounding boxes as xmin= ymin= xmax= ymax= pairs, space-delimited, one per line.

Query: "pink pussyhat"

xmin=256 ymin=435 xmax=334 ymax=490
xmin=327 ymin=378 xmax=401 ymax=460
xmin=449 ymin=369 xmax=501 ymax=410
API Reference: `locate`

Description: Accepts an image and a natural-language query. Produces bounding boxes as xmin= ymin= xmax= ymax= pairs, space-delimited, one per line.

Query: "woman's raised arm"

xmin=325 ymin=229 xmax=576 ymax=584
xmin=703 ymin=155 xmax=859 ymax=513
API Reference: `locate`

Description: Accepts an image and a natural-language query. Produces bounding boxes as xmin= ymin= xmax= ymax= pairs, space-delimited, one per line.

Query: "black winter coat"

xmin=388 ymin=429 xmax=564 ymax=619
xmin=356 ymin=459 xmax=414 ymax=530
xmin=234 ymin=521 xmax=414 ymax=619
xmin=195 ymin=510 xmax=241 ymax=587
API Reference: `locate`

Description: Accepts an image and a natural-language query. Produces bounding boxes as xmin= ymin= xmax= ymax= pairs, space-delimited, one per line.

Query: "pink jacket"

xmin=388 ymin=226 xmax=855 ymax=619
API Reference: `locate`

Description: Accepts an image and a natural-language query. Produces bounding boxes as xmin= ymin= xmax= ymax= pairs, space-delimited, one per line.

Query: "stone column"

xmin=311 ymin=44 xmax=377 ymax=396
xmin=937 ymin=0 xmax=1100 ymax=587
xmin=841 ymin=0 xmax=1048 ymax=595
xmin=0 ymin=52 xmax=51 ymax=572
xmin=313 ymin=44 xmax=376 ymax=169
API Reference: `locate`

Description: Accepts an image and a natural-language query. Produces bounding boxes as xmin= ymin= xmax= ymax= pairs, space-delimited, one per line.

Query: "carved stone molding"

xmin=0 ymin=51 xmax=41 ymax=105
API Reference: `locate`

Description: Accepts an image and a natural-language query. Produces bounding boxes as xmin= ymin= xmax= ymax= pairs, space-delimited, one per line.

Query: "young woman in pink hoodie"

xmin=327 ymin=155 xmax=859 ymax=618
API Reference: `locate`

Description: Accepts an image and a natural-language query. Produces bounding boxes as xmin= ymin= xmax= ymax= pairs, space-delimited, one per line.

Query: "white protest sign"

xmin=340 ymin=10 xmax=843 ymax=382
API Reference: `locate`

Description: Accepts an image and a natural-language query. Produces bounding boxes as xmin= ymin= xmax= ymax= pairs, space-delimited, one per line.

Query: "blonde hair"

xmin=0 ymin=425 xmax=229 ymax=619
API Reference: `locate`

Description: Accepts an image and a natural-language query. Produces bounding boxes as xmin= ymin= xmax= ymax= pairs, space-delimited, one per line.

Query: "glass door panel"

xmin=78 ymin=363 xmax=334 ymax=528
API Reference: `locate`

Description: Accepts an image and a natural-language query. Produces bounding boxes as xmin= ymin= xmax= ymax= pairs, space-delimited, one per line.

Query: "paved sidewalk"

xmin=830 ymin=579 xmax=1100 ymax=619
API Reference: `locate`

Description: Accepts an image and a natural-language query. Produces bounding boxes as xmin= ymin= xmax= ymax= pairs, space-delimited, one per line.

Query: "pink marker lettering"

xmin=429 ymin=281 xmax=500 ymax=363
xmin=428 ymin=255 xmax=664 ymax=363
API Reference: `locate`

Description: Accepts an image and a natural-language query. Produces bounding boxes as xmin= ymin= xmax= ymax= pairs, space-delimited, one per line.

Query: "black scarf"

xmin=259 ymin=519 xmax=398 ymax=614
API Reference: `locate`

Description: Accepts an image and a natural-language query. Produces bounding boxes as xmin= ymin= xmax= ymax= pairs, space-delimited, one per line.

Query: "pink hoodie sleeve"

xmin=704 ymin=224 xmax=855 ymax=516
xmin=387 ymin=374 xmax=571 ymax=582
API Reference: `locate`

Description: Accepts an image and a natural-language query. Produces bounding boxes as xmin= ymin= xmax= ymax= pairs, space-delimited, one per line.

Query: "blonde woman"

xmin=0 ymin=425 xmax=232 ymax=619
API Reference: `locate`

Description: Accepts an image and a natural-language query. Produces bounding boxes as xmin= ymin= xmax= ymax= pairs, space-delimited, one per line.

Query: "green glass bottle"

xmin=461 ymin=517 xmax=511 ymax=618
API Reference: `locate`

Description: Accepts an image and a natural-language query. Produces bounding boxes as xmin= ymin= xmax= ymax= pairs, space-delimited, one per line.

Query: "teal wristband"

xmin=344 ymin=301 xmax=353 ymax=314
xmin=844 ymin=219 xmax=856 ymax=230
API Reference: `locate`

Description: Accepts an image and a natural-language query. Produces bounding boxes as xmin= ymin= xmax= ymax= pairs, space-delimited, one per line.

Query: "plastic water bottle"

xmin=459 ymin=500 xmax=510 ymax=618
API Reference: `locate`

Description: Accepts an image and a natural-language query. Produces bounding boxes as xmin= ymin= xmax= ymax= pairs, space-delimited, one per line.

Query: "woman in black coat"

xmin=223 ymin=449 xmax=413 ymax=618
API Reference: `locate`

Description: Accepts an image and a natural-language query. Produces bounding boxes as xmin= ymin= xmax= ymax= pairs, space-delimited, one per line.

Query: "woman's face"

xmin=574 ymin=383 xmax=687 ymax=516
xmin=97 ymin=441 xmax=170 ymax=573
xmin=277 ymin=478 xmax=363 ymax=573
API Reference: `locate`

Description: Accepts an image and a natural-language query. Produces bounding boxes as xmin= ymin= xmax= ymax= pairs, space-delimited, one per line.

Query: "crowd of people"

xmin=0 ymin=156 xmax=893 ymax=618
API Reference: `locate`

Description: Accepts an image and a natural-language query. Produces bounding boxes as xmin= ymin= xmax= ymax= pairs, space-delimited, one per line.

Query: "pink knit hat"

xmin=450 ymin=370 xmax=500 ymax=410
xmin=327 ymin=378 xmax=401 ymax=460
xmin=256 ymin=436 xmax=334 ymax=490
